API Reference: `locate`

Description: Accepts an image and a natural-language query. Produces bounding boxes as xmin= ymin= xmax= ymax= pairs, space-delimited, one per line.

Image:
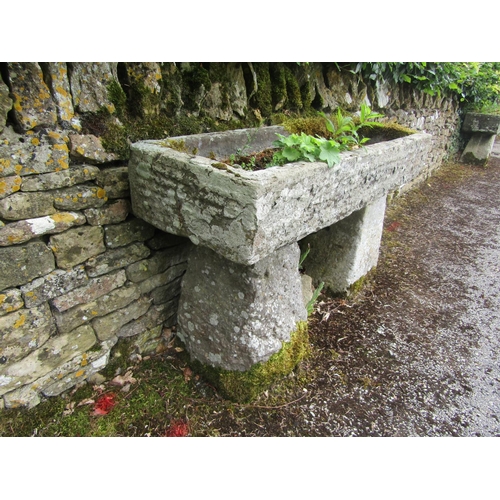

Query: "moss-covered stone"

xmin=251 ymin=63 xmax=273 ymax=118
xmin=190 ymin=321 xmax=310 ymax=403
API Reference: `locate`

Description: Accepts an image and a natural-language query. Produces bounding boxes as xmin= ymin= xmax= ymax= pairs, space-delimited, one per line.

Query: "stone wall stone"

xmin=0 ymin=62 xmax=462 ymax=409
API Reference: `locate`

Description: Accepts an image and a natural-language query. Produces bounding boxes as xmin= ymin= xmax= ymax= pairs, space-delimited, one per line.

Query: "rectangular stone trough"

xmin=129 ymin=126 xmax=433 ymax=266
xmin=128 ymin=126 xmax=433 ymax=394
xmin=461 ymin=112 xmax=500 ymax=165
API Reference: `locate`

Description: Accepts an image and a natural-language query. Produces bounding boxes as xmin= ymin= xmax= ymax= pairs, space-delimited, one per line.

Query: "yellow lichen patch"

xmin=57 ymin=158 xmax=69 ymax=170
xmin=76 ymin=147 xmax=85 ymax=155
xmin=53 ymin=143 xmax=69 ymax=152
xmin=31 ymin=137 xmax=40 ymax=146
xmin=75 ymin=369 xmax=85 ymax=377
xmin=48 ymin=131 xmax=61 ymax=139
xmin=55 ymin=85 xmax=68 ymax=98
xmin=0 ymin=294 xmax=5 ymax=305
xmin=14 ymin=314 xmax=26 ymax=328
xmin=13 ymin=97 xmax=23 ymax=112
xmin=0 ymin=158 xmax=11 ymax=171
xmin=81 ymin=354 xmax=88 ymax=367
xmin=51 ymin=212 xmax=77 ymax=223
xmin=8 ymin=235 xmax=23 ymax=244
xmin=97 ymin=188 xmax=107 ymax=200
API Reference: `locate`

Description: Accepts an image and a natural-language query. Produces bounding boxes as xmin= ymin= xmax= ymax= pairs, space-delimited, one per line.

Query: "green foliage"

xmin=273 ymin=104 xmax=383 ymax=168
xmin=306 ymin=282 xmax=324 ymax=316
xmin=351 ymin=62 xmax=500 ymax=109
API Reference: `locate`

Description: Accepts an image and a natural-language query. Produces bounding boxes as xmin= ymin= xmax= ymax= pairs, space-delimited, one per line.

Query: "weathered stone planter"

xmin=128 ymin=126 xmax=433 ymax=398
xmin=461 ymin=112 xmax=500 ymax=165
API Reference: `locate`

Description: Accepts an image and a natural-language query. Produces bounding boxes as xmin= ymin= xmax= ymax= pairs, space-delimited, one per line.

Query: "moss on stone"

xmin=107 ymin=79 xmax=127 ymax=119
xmin=358 ymin=122 xmax=416 ymax=142
xmin=282 ymin=115 xmax=331 ymax=137
xmin=252 ymin=63 xmax=273 ymax=117
xmin=284 ymin=64 xmax=303 ymax=111
xmin=190 ymin=321 xmax=310 ymax=403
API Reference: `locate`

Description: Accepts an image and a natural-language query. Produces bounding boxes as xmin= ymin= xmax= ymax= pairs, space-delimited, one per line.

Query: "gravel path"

xmin=209 ymin=147 xmax=500 ymax=437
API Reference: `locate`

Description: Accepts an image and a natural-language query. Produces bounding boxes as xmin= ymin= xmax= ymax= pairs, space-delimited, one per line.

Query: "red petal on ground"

xmin=91 ymin=393 xmax=117 ymax=416
xmin=164 ymin=419 xmax=189 ymax=437
xmin=386 ymin=221 xmax=401 ymax=232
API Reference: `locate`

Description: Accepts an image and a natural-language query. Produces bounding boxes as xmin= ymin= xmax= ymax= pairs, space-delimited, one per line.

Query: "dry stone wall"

xmin=0 ymin=62 xmax=462 ymax=409
xmin=0 ymin=63 xmax=190 ymax=409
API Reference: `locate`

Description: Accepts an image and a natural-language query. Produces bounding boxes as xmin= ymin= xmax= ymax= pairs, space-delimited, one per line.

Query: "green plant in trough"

xmin=272 ymin=104 xmax=383 ymax=168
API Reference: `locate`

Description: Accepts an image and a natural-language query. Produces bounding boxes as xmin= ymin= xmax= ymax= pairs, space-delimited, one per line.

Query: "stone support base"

xmin=300 ymin=196 xmax=387 ymax=295
xmin=177 ymin=242 xmax=307 ymax=372
xmin=460 ymin=133 xmax=496 ymax=166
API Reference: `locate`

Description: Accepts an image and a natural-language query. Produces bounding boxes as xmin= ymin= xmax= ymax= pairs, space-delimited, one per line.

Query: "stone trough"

xmin=128 ymin=126 xmax=433 ymax=396
xmin=461 ymin=112 xmax=500 ymax=165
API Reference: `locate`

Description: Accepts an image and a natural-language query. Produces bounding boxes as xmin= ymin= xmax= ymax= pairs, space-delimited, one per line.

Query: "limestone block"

xmin=69 ymin=134 xmax=118 ymax=164
xmin=0 ymin=74 xmax=12 ymax=134
xmin=49 ymin=225 xmax=105 ymax=269
xmin=7 ymin=62 xmax=57 ymax=131
xmin=96 ymin=166 xmax=129 ymax=199
xmin=137 ymin=262 xmax=187 ymax=295
xmin=84 ymin=199 xmax=131 ymax=226
xmin=150 ymin=277 xmax=183 ymax=305
xmin=68 ymin=62 xmax=118 ymax=114
xmin=3 ymin=384 xmax=41 ymax=409
xmin=20 ymin=265 xmax=88 ymax=308
xmin=38 ymin=336 xmax=115 ymax=397
xmin=0 ymin=191 xmax=56 ymax=220
xmin=130 ymin=325 xmax=163 ymax=356
xmin=0 ymin=212 xmax=86 ymax=246
xmin=103 ymin=218 xmax=155 ymax=248
xmin=126 ymin=62 xmax=162 ymax=95
xmin=43 ymin=63 xmax=80 ymax=131
xmin=0 ymin=303 xmax=56 ymax=367
xmin=52 ymin=184 xmax=108 ymax=211
xmin=0 ymin=324 xmax=96 ymax=397
xmin=301 ymin=196 xmax=386 ymax=294
xmin=0 ymin=242 xmax=55 ymax=291
xmin=92 ymin=296 xmax=152 ymax=341
xmin=0 ymin=289 xmax=24 ymax=316
xmin=85 ymin=241 xmax=151 ymax=277
xmin=20 ymin=165 xmax=100 ymax=192
xmin=53 ymin=284 xmax=141 ymax=333
xmin=0 ymin=127 xmax=70 ymax=178
xmin=462 ymin=112 xmax=500 ymax=134
xmin=126 ymin=245 xmax=190 ymax=283
xmin=40 ymin=344 xmax=114 ymax=398
xmin=50 ymin=269 xmax=126 ymax=312
xmin=177 ymin=243 xmax=307 ymax=371
xmin=117 ymin=299 xmax=177 ymax=338
xmin=460 ymin=133 xmax=496 ymax=166
xmin=200 ymin=64 xmax=246 ymax=120
xmin=129 ymin=127 xmax=432 ymax=266
xmin=0 ymin=174 xmax=22 ymax=199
